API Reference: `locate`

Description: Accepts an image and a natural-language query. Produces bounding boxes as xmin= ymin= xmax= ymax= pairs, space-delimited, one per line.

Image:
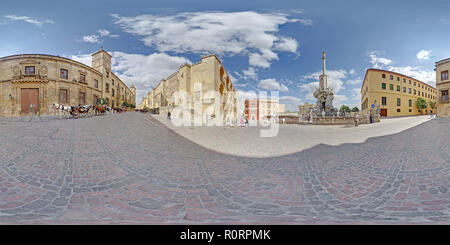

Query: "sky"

xmin=1 ymin=0 xmax=449 ymax=111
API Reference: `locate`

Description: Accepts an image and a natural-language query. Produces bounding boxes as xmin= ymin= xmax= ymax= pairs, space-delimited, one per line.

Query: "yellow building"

xmin=0 ymin=48 xmax=136 ymax=117
xmin=435 ymin=58 xmax=450 ymax=117
xmin=361 ymin=69 xmax=436 ymax=117
xmin=142 ymin=54 xmax=238 ymax=124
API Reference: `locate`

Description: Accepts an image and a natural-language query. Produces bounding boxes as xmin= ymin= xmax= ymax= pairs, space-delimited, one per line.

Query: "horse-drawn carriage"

xmin=53 ymin=103 xmax=112 ymax=119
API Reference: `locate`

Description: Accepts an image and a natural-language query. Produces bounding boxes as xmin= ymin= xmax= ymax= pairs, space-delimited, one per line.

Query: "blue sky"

xmin=1 ymin=0 xmax=449 ymax=111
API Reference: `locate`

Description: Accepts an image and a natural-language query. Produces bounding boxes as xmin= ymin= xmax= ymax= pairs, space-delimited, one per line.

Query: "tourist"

xmin=430 ymin=109 xmax=433 ymax=118
xmin=354 ymin=113 xmax=359 ymax=127
xmin=167 ymin=111 xmax=171 ymax=120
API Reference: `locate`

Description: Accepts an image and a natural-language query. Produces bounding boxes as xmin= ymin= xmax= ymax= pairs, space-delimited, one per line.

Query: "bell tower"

xmin=91 ymin=48 xmax=112 ymax=75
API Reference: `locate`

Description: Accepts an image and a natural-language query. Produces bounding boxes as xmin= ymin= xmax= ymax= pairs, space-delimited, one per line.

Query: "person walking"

xmin=430 ymin=109 xmax=433 ymax=118
xmin=167 ymin=111 xmax=171 ymax=120
xmin=354 ymin=113 xmax=359 ymax=127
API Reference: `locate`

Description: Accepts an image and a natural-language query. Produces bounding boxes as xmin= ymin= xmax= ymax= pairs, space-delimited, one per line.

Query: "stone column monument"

xmin=313 ymin=52 xmax=336 ymax=116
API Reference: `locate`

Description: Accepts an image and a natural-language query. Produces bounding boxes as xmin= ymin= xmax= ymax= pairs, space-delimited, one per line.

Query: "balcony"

xmin=441 ymin=95 xmax=449 ymax=103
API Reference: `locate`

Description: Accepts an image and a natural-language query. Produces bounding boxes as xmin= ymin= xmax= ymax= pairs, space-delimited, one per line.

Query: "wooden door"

xmin=380 ymin=108 xmax=387 ymax=117
xmin=21 ymin=88 xmax=39 ymax=114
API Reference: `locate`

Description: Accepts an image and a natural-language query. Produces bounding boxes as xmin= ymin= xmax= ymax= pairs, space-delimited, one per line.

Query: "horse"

xmin=52 ymin=102 xmax=72 ymax=119
xmin=93 ymin=105 xmax=106 ymax=116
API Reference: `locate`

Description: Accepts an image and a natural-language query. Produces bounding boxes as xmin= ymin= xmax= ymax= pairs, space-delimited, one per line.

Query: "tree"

xmin=416 ymin=97 xmax=427 ymax=114
xmin=340 ymin=105 xmax=351 ymax=113
xmin=99 ymin=98 xmax=109 ymax=105
xmin=430 ymin=101 xmax=436 ymax=109
xmin=351 ymin=106 xmax=360 ymax=112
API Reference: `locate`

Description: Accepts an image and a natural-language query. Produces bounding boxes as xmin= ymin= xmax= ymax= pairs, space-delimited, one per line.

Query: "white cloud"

xmin=334 ymin=94 xmax=349 ymax=107
xmin=82 ymin=34 xmax=101 ymax=44
xmin=258 ymin=78 xmax=288 ymax=92
xmin=70 ymin=54 xmax=92 ymax=66
xmin=4 ymin=15 xmax=54 ymax=27
xmin=80 ymin=29 xmax=119 ymax=43
xmin=242 ymin=67 xmax=258 ymax=80
xmin=72 ymin=52 xmax=190 ymax=100
xmin=298 ymin=19 xmax=313 ymax=26
xmin=349 ymin=69 xmax=356 ymax=75
xmin=112 ymin=11 xmax=299 ymax=68
xmin=367 ymin=51 xmax=435 ymax=86
xmin=416 ymin=50 xmax=430 ymax=60
xmin=369 ymin=51 xmax=392 ymax=68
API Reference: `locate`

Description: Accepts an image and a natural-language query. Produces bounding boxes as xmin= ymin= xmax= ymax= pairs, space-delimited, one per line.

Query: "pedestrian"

xmin=282 ymin=118 xmax=286 ymax=124
xmin=354 ymin=113 xmax=359 ymax=127
xmin=430 ymin=109 xmax=433 ymax=118
xmin=167 ymin=111 xmax=171 ymax=120
xmin=245 ymin=118 xmax=248 ymax=127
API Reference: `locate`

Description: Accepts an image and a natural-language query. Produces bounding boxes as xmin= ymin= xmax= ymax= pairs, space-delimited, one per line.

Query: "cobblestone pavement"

xmin=0 ymin=112 xmax=449 ymax=224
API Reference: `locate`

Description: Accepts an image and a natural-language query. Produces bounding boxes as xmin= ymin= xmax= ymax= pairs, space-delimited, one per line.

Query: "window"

xmin=59 ymin=89 xmax=68 ymax=103
xmin=409 ymin=80 xmax=411 ymax=84
xmin=422 ymin=92 xmax=424 ymax=97
xmin=112 ymin=79 xmax=114 ymax=86
xmin=80 ymin=74 xmax=86 ymax=84
xmin=403 ymin=78 xmax=406 ymax=83
xmin=414 ymin=82 xmax=416 ymax=86
xmin=409 ymin=88 xmax=411 ymax=94
xmin=409 ymin=109 xmax=412 ymax=112
xmin=382 ymin=83 xmax=386 ymax=90
xmin=106 ymin=71 xmax=109 ymax=78
xmin=382 ymin=74 xmax=386 ymax=78
xmin=442 ymin=90 xmax=449 ymax=102
xmin=382 ymin=97 xmax=387 ymax=106
xmin=414 ymin=89 xmax=416 ymax=95
xmin=94 ymin=79 xmax=98 ymax=88
xmin=397 ymin=77 xmax=400 ymax=81
xmin=390 ymin=75 xmax=393 ymax=80
xmin=397 ymin=109 xmax=401 ymax=112
xmin=403 ymin=87 xmax=406 ymax=93
xmin=397 ymin=85 xmax=400 ymax=92
xmin=409 ymin=100 xmax=412 ymax=107
xmin=106 ymin=83 xmax=110 ymax=93
xmin=390 ymin=84 xmax=394 ymax=90
xmin=25 ymin=66 xmax=35 ymax=75
xmin=112 ymin=88 xmax=115 ymax=96
xmin=60 ymin=69 xmax=68 ymax=79
xmin=397 ymin=98 xmax=401 ymax=106
xmin=79 ymin=91 xmax=86 ymax=104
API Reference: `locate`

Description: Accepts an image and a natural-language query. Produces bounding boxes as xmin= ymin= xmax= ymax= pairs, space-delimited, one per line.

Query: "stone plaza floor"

xmin=0 ymin=112 xmax=449 ymax=224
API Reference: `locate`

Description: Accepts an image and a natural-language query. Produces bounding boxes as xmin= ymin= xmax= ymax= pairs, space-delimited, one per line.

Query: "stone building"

xmin=361 ymin=69 xmax=436 ymax=117
xmin=244 ymin=99 xmax=282 ymax=122
xmin=435 ymin=58 xmax=450 ymax=117
xmin=0 ymin=49 xmax=136 ymax=117
xmin=142 ymin=54 xmax=238 ymax=125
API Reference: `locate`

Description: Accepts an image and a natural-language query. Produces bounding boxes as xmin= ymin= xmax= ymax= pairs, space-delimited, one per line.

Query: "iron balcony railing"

xmin=441 ymin=95 xmax=449 ymax=103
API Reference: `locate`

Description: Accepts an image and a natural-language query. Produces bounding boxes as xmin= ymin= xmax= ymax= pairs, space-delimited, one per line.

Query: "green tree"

xmin=430 ymin=101 xmax=436 ymax=109
xmin=416 ymin=97 xmax=428 ymax=114
xmin=99 ymin=98 xmax=109 ymax=105
xmin=351 ymin=106 xmax=360 ymax=112
xmin=340 ymin=105 xmax=351 ymax=113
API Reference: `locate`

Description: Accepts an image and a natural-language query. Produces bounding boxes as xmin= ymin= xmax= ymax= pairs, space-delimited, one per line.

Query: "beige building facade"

xmin=435 ymin=58 xmax=450 ymax=117
xmin=361 ymin=69 xmax=436 ymax=117
xmin=140 ymin=54 xmax=238 ymax=124
xmin=0 ymin=49 xmax=136 ymax=117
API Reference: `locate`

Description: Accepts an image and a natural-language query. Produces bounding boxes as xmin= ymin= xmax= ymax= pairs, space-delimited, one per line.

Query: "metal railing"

xmin=441 ymin=95 xmax=449 ymax=103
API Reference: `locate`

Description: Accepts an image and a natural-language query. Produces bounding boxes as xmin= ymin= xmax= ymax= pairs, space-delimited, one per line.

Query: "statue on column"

xmin=313 ymin=51 xmax=336 ymax=116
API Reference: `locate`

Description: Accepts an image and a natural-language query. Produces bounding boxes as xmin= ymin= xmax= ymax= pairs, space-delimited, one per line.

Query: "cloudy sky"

xmin=1 ymin=0 xmax=449 ymax=111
